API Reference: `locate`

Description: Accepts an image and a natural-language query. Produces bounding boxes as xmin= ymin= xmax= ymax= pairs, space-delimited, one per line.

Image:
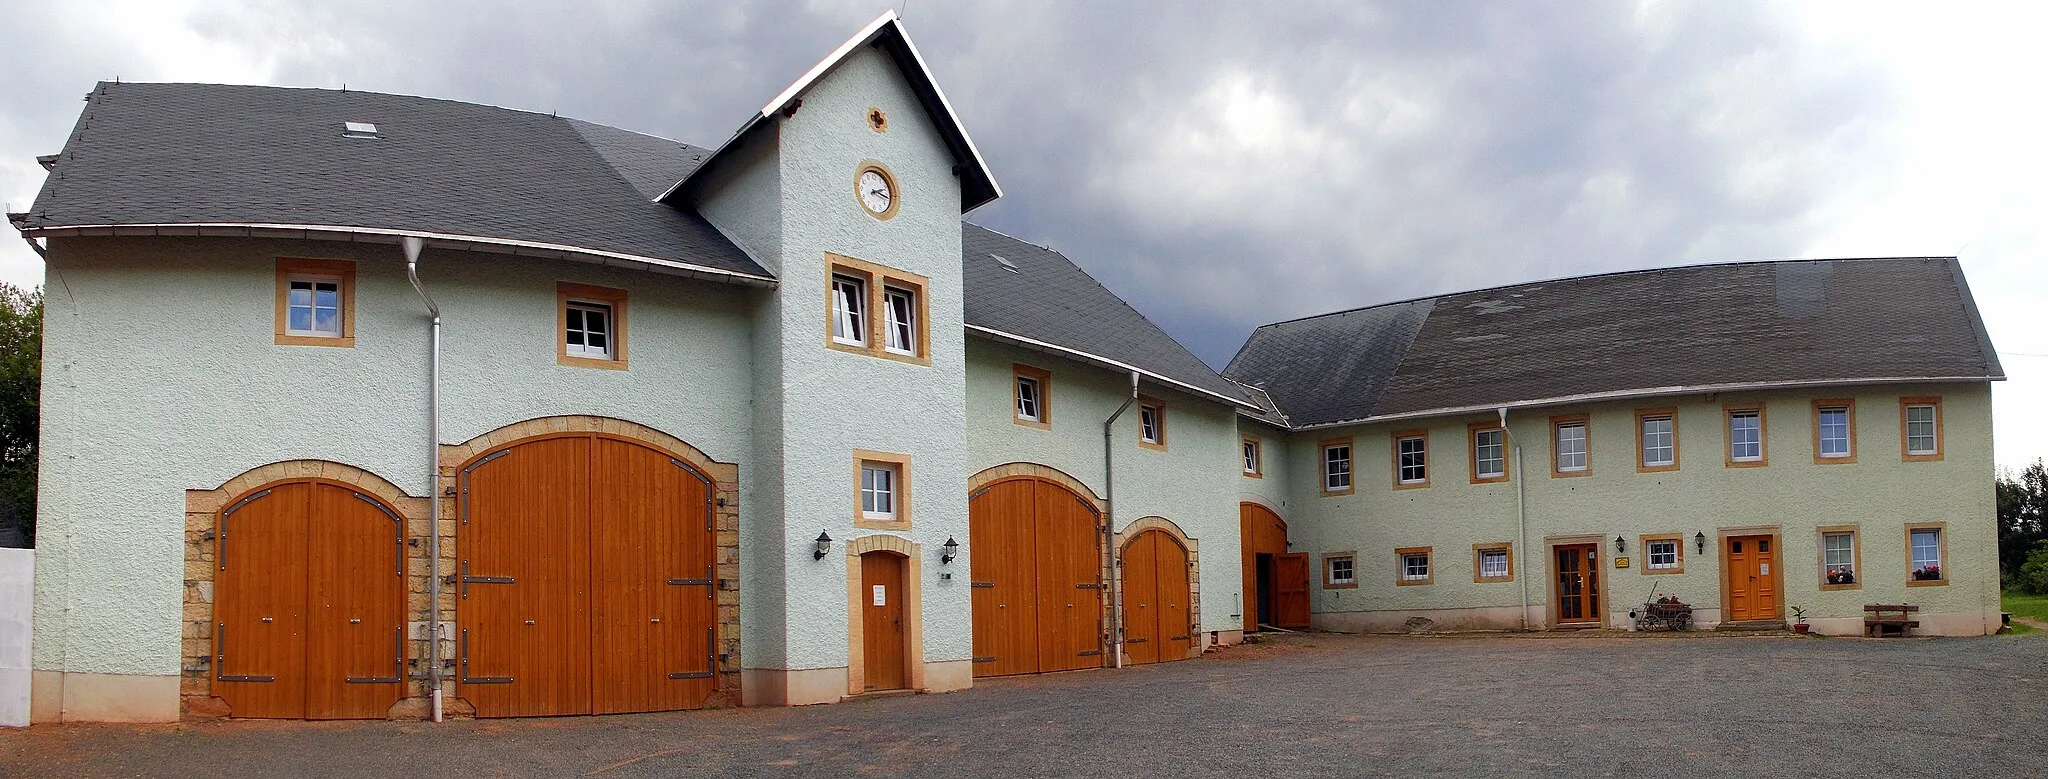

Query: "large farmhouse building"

xmin=9 ymin=13 xmax=2003 ymax=723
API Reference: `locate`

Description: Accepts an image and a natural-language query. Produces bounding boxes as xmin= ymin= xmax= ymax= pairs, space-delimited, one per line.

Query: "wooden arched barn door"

xmin=1240 ymin=502 xmax=1303 ymax=631
xmin=458 ymin=433 xmax=716 ymax=717
xmin=1121 ymin=529 xmax=1192 ymax=665
xmin=968 ymin=475 xmax=1104 ymax=677
xmin=214 ymin=479 xmax=405 ymax=719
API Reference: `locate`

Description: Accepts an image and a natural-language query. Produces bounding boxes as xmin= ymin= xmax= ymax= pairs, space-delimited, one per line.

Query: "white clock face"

xmin=859 ymin=169 xmax=893 ymax=214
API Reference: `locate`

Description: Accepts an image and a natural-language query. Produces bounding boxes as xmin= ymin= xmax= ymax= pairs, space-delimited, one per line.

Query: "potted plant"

xmin=1826 ymin=567 xmax=1856 ymax=585
xmin=1790 ymin=605 xmax=1810 ymax=634
xmin=1912 ymin=565 xmax=1942 ymax=581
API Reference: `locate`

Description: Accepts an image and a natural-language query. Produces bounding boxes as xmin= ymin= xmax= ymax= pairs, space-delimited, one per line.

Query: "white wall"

xmin=0 ymin=549 xmax=30 ymax=727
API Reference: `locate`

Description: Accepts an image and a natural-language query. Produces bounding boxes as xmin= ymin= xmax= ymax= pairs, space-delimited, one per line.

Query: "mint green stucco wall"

xmin=32 ymin=235 xmax=757 ymax=677
xmin=1276 ymin=383 xmax=2000 ymax=634
xmin=965 ymin=340 xmax=1246 ymax=634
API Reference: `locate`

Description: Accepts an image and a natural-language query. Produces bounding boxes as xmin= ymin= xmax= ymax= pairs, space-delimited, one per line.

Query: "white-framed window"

xmin=1322 ymin=442 xmax=1352 ymax=493
xmin=563 ymin=301 xmax=614 ymax=359
xmin=1823 ymin=531 xmax=1856 ymax=585
xmin=1646 ymin=540 xmax=1678 ymax=570
xmin=1328 ymin=557 xmax=1354 ymax=585
xmin=1402 ymin=552 xmax=1430 ymax=581
xmin=285 ymin=276 xmax=344 ymax=337
xmin=1473 ymin=428 xmax=1505 ymax=479
xmin=831 ymin=273 xmax=867 ymax=347
xmin=860 ymin=462 xmax=898 ymax=521
xmin=882 ymin=285 xmax=917 ymax=355
xmin=1396 ymin=434 xmax=1428 ymax=484
xmin=1640 ymin=414 xmax=1675 ymax=467
xmin=1910 ymin=527 xmax=1942 ymax=580
xmin=1905 ymin=404 xmax=1938 ymax=455
xmin=1242 ymin=438 xmax=1261 ymax=475
xmin=1015 ymin=375 xmax=1042 ymax=422
xmin=1479 ymin=548 xmax=1510 ymax=579
xmin=1817 ymin=404 xmax=1852 ymax=458
xmin=1555 ymin=420 xmax=1588 ymax=473
xmin=1729 ymin=410 xmax=1762 ymax=462
xmin=1138 ymin=399 xmax=1166 ymax=448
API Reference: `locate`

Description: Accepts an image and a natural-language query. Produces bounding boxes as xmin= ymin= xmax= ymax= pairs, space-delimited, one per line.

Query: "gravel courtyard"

xmin=5 ymin=632 xmax=2045 ymax=778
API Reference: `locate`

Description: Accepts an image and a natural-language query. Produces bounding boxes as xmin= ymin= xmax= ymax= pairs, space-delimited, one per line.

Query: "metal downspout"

xmin=1102 ymin=371 xmax=1139 ymax=669
xmin=403 ymin=236 xmax=444 ymax=722
xmin=1501 ymin=407 xmax=1530 ymax=632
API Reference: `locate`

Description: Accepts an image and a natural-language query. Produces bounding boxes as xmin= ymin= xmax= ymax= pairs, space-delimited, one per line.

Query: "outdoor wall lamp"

xmin=814 ymin=530 xmax=833 ymax=561
xmin=1694 ymin=531 xmax=1707 ymax=555
xmin=1614 ymin=536 xmax=1626 ymax=554
xmin=941 ymin=536 xmax=959 ymax=565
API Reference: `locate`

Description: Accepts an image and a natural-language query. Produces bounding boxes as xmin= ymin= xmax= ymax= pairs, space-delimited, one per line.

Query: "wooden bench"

xmin=1864 ymin=603 xmax=1920 ymax=637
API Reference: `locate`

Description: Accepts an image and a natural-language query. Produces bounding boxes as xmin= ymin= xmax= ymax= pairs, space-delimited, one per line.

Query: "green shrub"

xmin=2019 ymin=541 xmax=2048 ymax=596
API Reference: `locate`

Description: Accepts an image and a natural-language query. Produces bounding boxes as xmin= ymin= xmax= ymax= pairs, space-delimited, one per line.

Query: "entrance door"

xmin=1271 ymin=553 xmax=1311 ymax=629
xmin=1239 ymin=503 xmax=1289 ymax=632
xmin=968 ymin=476 xmax=1104 ymax=677
xmin=460 ymin=433 xmax=716 ymax=717
xmin=1120 ymin=529 xmax=1192 ymax=665
xmin=1553 ymin=544 xmax=1600 ymax=626
xmin=215 ymin=480 xmax=405 ymax=719
xmin=1725 ymin=535 xmax=1780 ymax=622
xmin=861 ymin=552 xmax=908 ymax=691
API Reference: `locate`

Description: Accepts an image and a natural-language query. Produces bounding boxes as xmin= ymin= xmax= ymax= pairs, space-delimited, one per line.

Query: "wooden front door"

xmin=969 ymin=476 xmax=1104 ymax=677
xmin=1552 ymin=544 xmax=1600 ymax=626
xmin=1724 ymin=535 xmax=1780 ymax=622
xmin=1120 ymin=529 xmax=1192 ymax=665
xmin=1271 ymin=553 xmax=1311 ymax=629
xmin=861 ymin=552 xmax=908 ymax=691
xmin=1239 ymin=503 xmax=1289 ymax=632
xmin=215 ymin=480 xmax=404 ymax=720
xmin=460 ymin=433 xmax=716 ymax=717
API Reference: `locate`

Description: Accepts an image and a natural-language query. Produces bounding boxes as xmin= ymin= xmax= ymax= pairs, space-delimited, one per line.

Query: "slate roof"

xmin=963 ymin=224 xmax=1252 ymax=407
xmin=19 ymin=82 xmax=768 ymax=281
xmin=1225 ymin=257 xmax=2004 ymax=428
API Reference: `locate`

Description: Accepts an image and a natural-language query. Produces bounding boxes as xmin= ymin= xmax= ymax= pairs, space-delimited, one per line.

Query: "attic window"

xmin=342 ymin=121 xmax=380 ymax=139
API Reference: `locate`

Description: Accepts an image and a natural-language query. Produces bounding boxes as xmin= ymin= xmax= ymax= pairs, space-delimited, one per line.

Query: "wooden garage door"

xmin=459 ymin=433 xmax=716 ymax=717
xmin=1121 ymin=529 xmax=1192 ymax=665
xmin=969 ymin=477 xmax=1103 ymax=677
xmin=214 ymin=480 xmax=405 ymax=720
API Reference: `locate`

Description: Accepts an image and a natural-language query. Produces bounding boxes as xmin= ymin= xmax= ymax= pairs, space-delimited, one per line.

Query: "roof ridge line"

xmin=1248 ymin=255 xmax=1962 ymax=332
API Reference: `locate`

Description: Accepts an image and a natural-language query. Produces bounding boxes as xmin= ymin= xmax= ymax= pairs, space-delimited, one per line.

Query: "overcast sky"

xmin=1 ymin=1 xmax=2042 ymax=470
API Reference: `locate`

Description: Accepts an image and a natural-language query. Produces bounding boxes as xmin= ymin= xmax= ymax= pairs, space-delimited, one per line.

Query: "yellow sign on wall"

xmin=1615 ymin=557 xmax=1631 ymax=569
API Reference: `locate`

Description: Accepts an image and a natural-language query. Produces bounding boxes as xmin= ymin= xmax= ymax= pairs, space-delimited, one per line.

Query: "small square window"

xmin=853 ymin=451 xmax=912 ymax=528
xmin=826 ymin=254 xmax=930 ymax=365
xmin=1820 ymin=529 xmax=1859 ymax=589
xmin=1901 ymin=398 xmax=1943 ymax=461
xmin=1137 ymin=398 xmax=1167 ymax=450
xmin=1321 ymin=440 xmax=1353 ymax=495
xmin=1324 ymin=554 xmax=1356 ymax=588
xmin=1470 ymin=425 xmax=1506 ymax=482
xmin=1907 ymin=525 xmax=1945 ymax=585
xmin=1013 ymin=364 xmax=1051 ymax=429
xmin=1396 ymin=547 xmax=1433 ymax=585
xmin=1393 ymin=431 xmax=1429 ymax=488
xmin=1475 ymin=546 xmax=1512 ymax=581
xmin=557 ymin=283 xmax=627 ymax=369
xmin=274 ymin=258 xmax=355 ymax=347
xmin=831 ymin=273 xmax=868 ymax=347
xmin=1242 ymin=436 xmax=1263 ymax=477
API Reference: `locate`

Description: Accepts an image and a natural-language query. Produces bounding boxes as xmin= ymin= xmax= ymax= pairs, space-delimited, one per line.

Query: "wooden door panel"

xmin=1036 ymin=481 xmax=1102 ymax=673
xmin=1155 ymin=532 xmax=1192 ymax=662
xmin=1725 ymin=535 xmax=1777 ymax=622
xmin=1122 ymin=531 xmax=1161 ymax=665
xmin=969 ymin=480 xmax=1041 ymax=677
xmin=303 ymin=484 xmax=405 ymax=720
xmin=590 ymin=438 xmax=715 ymax=715
xmin=1554 ymin=544 xmax=1599 ymax=625
xmin=1239 ymin=504 xmax=1288 ymax=633
xmin=463 ymin=437 xmax=592 ymax=717
xmin=1273 ymin=553 xmax=1310 ymax=629
xmin=216 ymin=483 xmax=309 ymax=719
xmin=861 ymin=553 xmax=908 ymax=691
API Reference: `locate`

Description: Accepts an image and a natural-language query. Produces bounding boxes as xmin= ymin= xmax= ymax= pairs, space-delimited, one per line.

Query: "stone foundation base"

xmin=32 ymin=670 xmax=181 ymax=723
xmin=1314 ymin=606 xmax=1528 ymax=633
xmin=923 ymin=660 xmax=973 ymax=694
xmin=1807 ymin=609 xmax=1996 ymax=637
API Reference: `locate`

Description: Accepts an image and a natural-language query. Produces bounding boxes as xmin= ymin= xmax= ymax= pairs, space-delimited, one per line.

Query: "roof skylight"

xmin=342 ymin=121 xmax=380 ymax=139
xmin=990 ymin=254 xmax=1019 ymax=274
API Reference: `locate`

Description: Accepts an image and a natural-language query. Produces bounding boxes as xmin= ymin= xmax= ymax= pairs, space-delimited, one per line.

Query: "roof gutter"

xmin=1279 ymin=375 xmax=2007 ymax=432
xmin=17 ymin=222 xmax=778 ymax=288
xmin=966 ymin=324 xmax=1259 ymax=412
